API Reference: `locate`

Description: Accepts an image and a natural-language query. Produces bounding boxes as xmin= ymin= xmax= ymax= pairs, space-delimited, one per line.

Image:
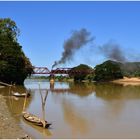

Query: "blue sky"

xmin=0 ymin=1 xmax=140 ymax=69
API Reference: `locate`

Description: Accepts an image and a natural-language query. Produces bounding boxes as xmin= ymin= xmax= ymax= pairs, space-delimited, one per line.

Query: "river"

xmin=0 ymin=79 xmax=140 ymax=138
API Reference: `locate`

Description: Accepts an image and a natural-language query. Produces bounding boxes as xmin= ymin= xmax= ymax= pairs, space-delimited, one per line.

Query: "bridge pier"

xmin=50 ymin=74 xmax=55 ymax=84
xmin=50 ymin=81 xmax=54 ymax=90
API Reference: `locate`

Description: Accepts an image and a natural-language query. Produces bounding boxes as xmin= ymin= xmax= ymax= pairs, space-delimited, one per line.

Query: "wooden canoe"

xmin=22 ymin=112 xmax=51 ymax=128
xmin=12 ymin=92 xmax=30 ymax=97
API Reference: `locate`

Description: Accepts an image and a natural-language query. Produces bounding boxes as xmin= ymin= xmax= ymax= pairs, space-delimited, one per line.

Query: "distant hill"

xmin=106 ymin=60 xmax=140 ymax=77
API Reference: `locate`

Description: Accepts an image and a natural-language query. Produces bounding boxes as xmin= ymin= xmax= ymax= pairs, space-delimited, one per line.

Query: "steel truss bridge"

xmin=32 ymin=67 xmax=93 ymax=75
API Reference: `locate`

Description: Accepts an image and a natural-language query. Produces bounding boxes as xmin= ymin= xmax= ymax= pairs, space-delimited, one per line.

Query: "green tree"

xmin=0 ymin=18 xmax=33 ymax=85
xmin=94 ymin=60 xmax=123 ymax=82
xmin=0 ymin=18 xmax=20 ymax=41
xmin=69 ymin=64 xmax=94 ymax=81
xmin=85 ymin=74 xmax=95 ymax=82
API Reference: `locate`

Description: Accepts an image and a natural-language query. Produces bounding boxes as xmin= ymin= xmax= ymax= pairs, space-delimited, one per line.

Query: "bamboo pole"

xmin=22 ymin=91 xmax=28 ymax=113
xmin=0 ymin=81 xmax=12 ymax=87
xmin=38 ymin=83 xmax=48 ymax=128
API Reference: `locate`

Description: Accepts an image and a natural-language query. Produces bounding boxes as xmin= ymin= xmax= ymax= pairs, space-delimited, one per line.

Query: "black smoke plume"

xmin=99 ymin=42 xmax=127 ymax=62
xmin=52 ymin=28 xmax=94 ymax=68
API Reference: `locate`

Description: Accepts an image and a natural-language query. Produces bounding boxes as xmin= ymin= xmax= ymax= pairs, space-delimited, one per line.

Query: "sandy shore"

xmin=0 ymin=95 xmax=29 ymax=139
xmin=112 ymin=77 xmax=140 ymax=86
xmin=0 ymin=86 xmax=5 ymax=88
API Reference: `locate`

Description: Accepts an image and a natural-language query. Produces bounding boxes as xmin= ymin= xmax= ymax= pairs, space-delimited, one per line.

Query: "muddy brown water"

xmin=0 ymin=79 xmax=140 ymax=138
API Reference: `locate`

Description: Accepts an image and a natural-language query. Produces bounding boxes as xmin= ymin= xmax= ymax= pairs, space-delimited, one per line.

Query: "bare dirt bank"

xmin=0 ymin=95 xmax=29 ymax=139
xmin=112 ymin=77 xmax=140 ymax=86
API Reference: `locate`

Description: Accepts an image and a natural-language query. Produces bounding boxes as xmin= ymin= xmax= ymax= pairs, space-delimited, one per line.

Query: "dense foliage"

xmin=119 ymin=62 xmax=140 ymax=77
xmin=94 ymin=60 xmax=123 ymax=82
xmin=0 ymin=18 xmax=33 ymax=85
xmin=69 ymin=64 xmax=94 ymax=81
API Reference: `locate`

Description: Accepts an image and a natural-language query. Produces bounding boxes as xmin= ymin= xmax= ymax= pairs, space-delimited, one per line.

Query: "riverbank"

xmin=0 ymin=95 xmax=29 ymax=139
xmin=0 ymin=85 xmax=5 ymax=88
xmin=112 ymin=77 xmax=140 ymax=86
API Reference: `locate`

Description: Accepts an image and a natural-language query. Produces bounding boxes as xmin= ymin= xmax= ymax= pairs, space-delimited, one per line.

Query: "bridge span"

xmin=32 ymin=67 xmax=93 ymax=75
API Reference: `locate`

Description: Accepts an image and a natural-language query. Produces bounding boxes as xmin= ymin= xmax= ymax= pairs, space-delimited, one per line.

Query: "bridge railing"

xmin=32 ymin=67 xmax=50 ymax=74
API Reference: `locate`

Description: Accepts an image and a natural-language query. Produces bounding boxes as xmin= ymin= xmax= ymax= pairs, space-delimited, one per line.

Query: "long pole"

xmin=39 ymin=83 xmax=48 ymax=128
xmin=22 ymin=91 xmax=27 ymax=113
xmin=0 ymin=81 xmax=12 ymax=87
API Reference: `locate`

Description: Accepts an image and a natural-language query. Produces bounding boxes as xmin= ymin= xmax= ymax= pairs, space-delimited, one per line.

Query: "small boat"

xmin=22 ymin=112 xmax=51 ymax=128
xmin=11 ymin=91 xmax=30 ymax=97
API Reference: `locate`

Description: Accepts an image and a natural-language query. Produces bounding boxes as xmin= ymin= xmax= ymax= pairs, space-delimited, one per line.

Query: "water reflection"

xmin=95 ymin=83 xmax=140 ymax=100
xmin=1 ymin=80 xmax=140 ymax=138
xmin=68 ymin=82 xmax=95 ymax=97
xmin=50 ymin=82 xmax=95 ymax=97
